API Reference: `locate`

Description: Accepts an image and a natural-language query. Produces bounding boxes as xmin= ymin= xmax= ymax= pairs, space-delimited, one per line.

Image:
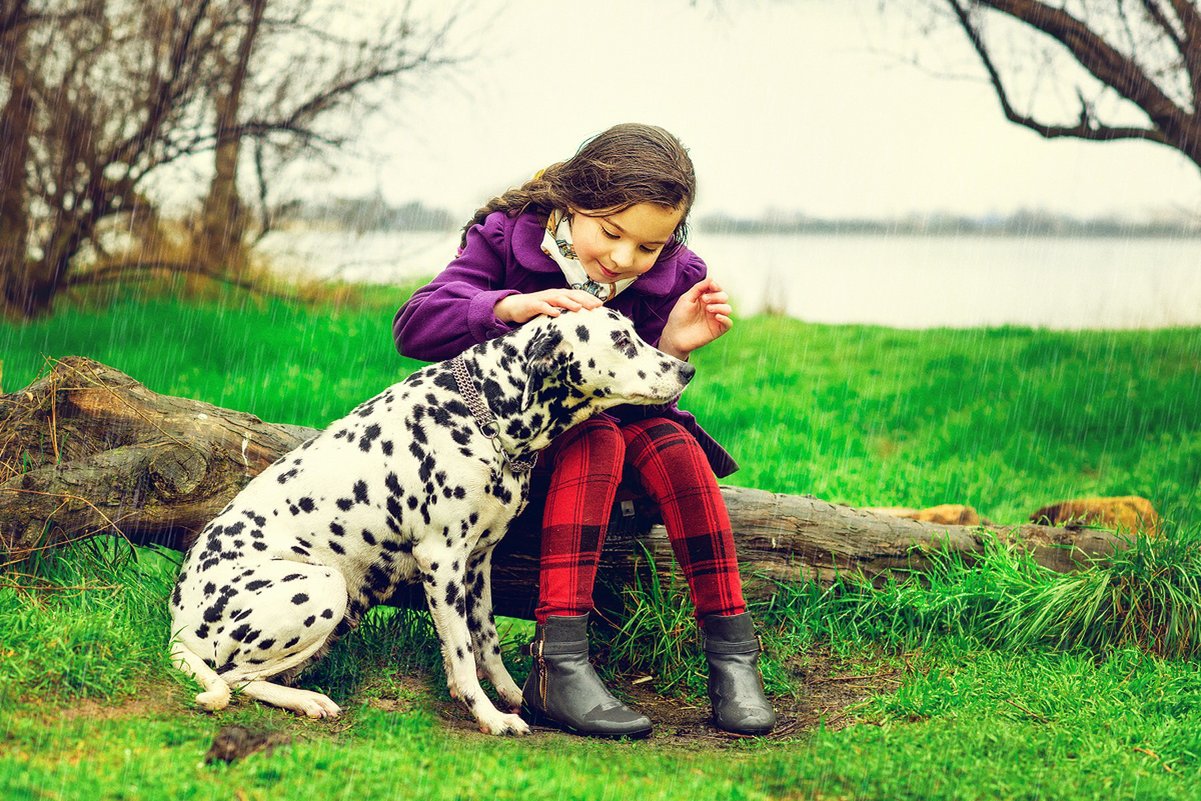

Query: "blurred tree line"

xmin=290 ymin=193 xmax=456 ymax=233
xmin=699 ymin=208 xmax=1201 ymax=237
xmin=0 ymin=0 xmax=456 ymax=319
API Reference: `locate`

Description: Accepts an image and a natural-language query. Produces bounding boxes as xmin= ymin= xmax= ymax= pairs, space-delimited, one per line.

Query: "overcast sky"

xmin=296 ymin=0 xmax=1201 ymax=223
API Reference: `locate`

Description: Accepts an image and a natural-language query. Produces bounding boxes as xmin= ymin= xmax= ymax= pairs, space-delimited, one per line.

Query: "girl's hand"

xmin=658 ymin=278 xmax=733 ymax=360
xmin=494 ymin=289 xmax=604 ymax=324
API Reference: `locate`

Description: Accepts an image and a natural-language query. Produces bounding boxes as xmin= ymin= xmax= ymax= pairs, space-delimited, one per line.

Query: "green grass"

xmin=3 ymin=279 xmax=1201 ymax=799
xmin=4 ymin=279 xmax=1196 ymax=527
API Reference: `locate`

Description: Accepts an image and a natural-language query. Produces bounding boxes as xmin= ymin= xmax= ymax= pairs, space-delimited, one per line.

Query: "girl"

xmin=392 ymin=123 xmax=775 ymax=739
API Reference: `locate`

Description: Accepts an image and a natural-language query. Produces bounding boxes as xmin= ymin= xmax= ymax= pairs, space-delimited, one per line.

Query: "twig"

xmin=1002 ymin=697 xmax=1052 ymax=724
xmin=47 ymin=359 xmax=60 ymax=464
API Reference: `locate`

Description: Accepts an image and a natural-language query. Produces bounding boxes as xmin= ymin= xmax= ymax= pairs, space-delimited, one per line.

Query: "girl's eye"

xmin=639 ymin=245 xmax=658 ymax=253
xmin=602 ymin=228 xmax=620 ymax=240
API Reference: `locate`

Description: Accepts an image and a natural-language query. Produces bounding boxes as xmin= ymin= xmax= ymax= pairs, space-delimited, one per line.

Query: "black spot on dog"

xmin=291 ymin=593 xmax=309 ymax=605
xmin=231 ymin=624 xmax=260 ymax=644
xmin=360 ymin=423 xmax=382 ymax=452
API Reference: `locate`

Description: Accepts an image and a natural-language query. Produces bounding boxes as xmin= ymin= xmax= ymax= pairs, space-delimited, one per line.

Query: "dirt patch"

xmin=21 ymin=691 xmax=178 ymax=725
xmin=423 ymin=650 xmax=902 ymax=746
xmin=14 ymin=652 xmax=901 ymax=748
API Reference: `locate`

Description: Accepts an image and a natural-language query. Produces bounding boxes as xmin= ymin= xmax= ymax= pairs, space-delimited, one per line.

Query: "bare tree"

xmin=0 ymin=0 xmax=457 ymax=319
xmin=192 ymin=0 xmax=458 ymax=278
xmin=934 ymin=1 xmax=1201 ymax=172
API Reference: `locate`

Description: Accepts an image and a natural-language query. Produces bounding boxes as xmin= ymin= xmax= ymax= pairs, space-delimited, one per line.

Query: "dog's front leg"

xmin=465 ymin=545 xmax=523 ymax=711
xmin=416 ymin=547 xmax=530 ymax=736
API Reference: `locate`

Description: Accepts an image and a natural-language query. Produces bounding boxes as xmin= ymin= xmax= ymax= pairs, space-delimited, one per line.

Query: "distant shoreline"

xmin=273 ymin=221 xmax=1201 ymax=240
xmin=695 ymin=215 xmax=1201 ymax=239
xmin=286 ymin=197 xmax=1201 ymax=239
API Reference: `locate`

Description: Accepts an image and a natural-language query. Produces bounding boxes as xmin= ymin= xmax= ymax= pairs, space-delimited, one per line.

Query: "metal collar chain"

xmin=450 ymin=356 xmax=537 ymax=473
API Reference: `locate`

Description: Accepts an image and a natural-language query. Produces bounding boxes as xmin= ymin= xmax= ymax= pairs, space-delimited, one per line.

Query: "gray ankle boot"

xmin=702 ymin=612 xmax=777 ymax=735
xmin=521 ymin=615 xmax=652 ymax=739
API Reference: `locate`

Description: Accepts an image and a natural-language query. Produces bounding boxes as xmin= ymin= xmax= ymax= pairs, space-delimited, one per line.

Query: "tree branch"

xmin=947 ymin=0 xmax=1171 ymax=144
xmin=976 ymin=0 xmax=1187 ymax=136
xmin=109 ymin=0 xmax=214 ymax=168
xmin=1164 ymin=0 xmax=1201 ymax=111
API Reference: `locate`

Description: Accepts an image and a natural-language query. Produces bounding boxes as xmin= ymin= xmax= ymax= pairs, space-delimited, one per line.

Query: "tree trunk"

xmin=0 ymin=11 xmax=36 ymax=318
xmin=194 ymin=0 xmax=266 ymax=278
xmin=0 ymin=357 xmax=1127 ymax=617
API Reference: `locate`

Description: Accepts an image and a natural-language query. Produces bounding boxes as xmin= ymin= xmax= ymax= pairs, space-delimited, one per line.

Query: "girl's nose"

xmin=611 ymin=242 xmax=635 ymax=269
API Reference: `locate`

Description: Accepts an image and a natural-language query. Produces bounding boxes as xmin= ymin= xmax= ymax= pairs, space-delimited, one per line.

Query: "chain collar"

xmin=450 ymin=356 xmax=538 ymax=473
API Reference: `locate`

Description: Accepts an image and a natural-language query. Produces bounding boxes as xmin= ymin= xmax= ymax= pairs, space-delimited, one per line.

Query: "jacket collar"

xmin=510 ymin=212 xmax=682 ymax=298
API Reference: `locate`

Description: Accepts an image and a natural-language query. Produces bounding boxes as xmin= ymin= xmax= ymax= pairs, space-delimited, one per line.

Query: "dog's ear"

xmin=520 ymin=326 xmax=564 ymax=409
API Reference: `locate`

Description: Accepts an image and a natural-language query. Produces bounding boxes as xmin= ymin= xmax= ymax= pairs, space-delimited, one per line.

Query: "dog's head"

xmin=473 ymin=306 xmax=694 ymax=452
xmin=520 ymin=307 xmax=694 ymax=412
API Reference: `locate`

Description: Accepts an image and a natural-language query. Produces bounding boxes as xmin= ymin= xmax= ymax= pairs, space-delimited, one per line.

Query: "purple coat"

xmin=392 ymin=210 xmax=738 ymax=477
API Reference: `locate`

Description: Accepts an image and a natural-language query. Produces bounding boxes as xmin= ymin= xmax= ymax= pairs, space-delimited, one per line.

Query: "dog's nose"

xmin=678 ymin=362 xmax=696 ymax=384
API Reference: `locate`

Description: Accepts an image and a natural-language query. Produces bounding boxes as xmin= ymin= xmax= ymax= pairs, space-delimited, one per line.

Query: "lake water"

xmin=259 ymin=229 xmax=1201 ymax=329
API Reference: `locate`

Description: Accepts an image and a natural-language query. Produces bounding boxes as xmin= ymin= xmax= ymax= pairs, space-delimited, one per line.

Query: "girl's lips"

xmin=598 ymin=264 xmax=620 ymax=280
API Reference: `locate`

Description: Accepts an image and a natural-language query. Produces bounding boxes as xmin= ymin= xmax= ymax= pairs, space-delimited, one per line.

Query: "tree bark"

xmin=0 ymin=357 xmax=1126 ymax=617
xmin=194 ymin=0 xmax=266 ymax=278
xmin=0 ymin=8 xmax=36 ymax=316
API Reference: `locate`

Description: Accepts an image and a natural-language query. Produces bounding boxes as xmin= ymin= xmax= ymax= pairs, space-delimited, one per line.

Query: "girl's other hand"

xmin=659 ymin=278 xmax=733 ymax=360
xmin=494 ymin=289 xmax=604 ymax=324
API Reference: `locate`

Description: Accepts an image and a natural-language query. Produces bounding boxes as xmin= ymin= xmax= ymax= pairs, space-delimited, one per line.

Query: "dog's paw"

xmin=291 ymin=690 xmax=342 ymax=719
xmin=478 ymin=712 xmax=531 ymax=736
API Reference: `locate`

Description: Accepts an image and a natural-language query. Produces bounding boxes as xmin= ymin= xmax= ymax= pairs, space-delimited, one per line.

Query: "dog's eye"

xmin=611 ymin=332 xmax=639 ymax=356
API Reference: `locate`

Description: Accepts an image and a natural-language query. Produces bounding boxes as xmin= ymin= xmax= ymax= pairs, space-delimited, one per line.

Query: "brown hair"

xmin=461 ymin=123 xmax=696 ymax=250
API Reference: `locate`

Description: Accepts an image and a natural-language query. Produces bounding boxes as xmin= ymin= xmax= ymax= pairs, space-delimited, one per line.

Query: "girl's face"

xmin=569 ymin=203 xmax=684 ymax=284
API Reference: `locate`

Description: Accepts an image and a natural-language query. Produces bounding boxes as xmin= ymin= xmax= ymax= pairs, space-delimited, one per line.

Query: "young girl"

xmin=392 ymin=123 xmax=775 ymax=739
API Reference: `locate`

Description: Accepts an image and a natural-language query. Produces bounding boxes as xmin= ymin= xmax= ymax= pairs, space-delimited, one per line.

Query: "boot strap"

xmin=703 ymin=635 xmax=762 ymax=655
xmin=521 ymin=638 xmax=589 ymax=657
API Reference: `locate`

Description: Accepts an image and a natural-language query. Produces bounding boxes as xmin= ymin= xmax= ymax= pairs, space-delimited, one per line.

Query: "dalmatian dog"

xmin=169 ymin=307 xmax=694 ymax=735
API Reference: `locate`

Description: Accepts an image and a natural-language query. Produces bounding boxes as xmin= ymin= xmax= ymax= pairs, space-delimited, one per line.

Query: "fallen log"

xmin=1 ymin=357 xmax=1126 ymax=618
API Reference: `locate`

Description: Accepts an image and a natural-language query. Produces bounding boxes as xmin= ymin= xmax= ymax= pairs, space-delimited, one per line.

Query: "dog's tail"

xmin=170 ymin=640 xmax=232 ymax=711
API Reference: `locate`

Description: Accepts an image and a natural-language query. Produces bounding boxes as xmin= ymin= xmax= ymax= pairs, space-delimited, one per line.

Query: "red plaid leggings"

xmin=535 ymin=416 xmax=747 ymax=622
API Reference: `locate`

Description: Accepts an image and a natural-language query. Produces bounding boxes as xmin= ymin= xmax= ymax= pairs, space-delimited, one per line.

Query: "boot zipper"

xmin=534 ymin=638 xmax=547 ymax=707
